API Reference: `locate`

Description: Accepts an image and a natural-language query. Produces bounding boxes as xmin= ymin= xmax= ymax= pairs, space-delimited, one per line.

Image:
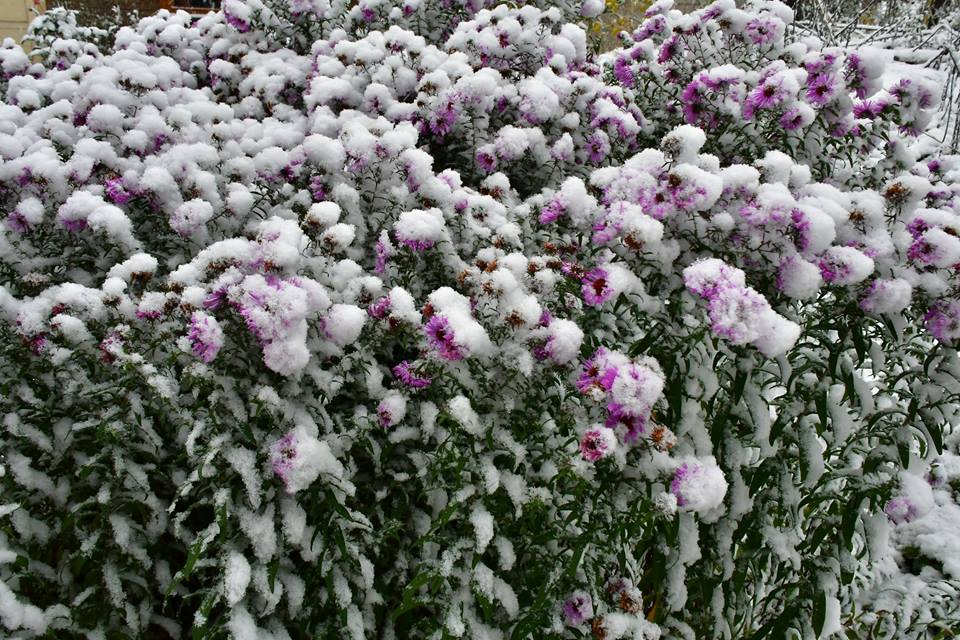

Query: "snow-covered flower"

xmin=562 ymin=591 xmax=594 ymax=626
xmin=187 ymin=311 xmax=224 ymax=363
xmin=580 ymin=426 xmax=617 ymax=462
xmin=670 ymin=459 xmax=728 ymax=514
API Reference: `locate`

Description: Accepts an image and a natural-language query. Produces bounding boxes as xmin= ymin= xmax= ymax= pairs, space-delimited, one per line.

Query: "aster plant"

xmin=2 ymin=1 xmax=960 ymax=639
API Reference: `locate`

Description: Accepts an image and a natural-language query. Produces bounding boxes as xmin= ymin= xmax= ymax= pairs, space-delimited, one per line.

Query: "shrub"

xmin=1 ymin=0 xmax=959 ymax=638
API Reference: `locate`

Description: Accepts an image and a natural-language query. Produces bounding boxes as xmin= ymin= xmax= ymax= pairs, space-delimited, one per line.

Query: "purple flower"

xmin=562 ymin=591 xmax=594 ymax=626
xmin=428 ymin=96 xmax=459 ymax=138
xmin=224 ymin=10 xmax=250 ymax=32
xmin=790 ymin=208 xmax=812 ymax=251
xmin=634 ymin=15 xmax=665 ymax=40
xmin=613 ymin=56 xmax=634 ymax=86
xmin=586 ymin=131 xmax=610 ymax=164
xmin=309 ymin=175 xmax=327 ymax=201
xmin=806 ymin=74 xmax=838 ymax=107
xmin=845 ymin=53 xmax=869 ymax=99
xmin=580 ymin=427 xmax=615 ymax=462
xmin=779 ymin=107 xmax=806 ymax=131
xmin=61 ymin=218 xmax=88 ymax=233
xmin=375 ymin=236 xmax=392 ymax=274
xmin=476 ymin=147 xmax=497 ymax=173
xmin=670 ymin=462 xmax=700 ymax=506
xmin=744 ymin=16 xmax=780 ymax=45
xmin=539 ymin=198 xmax=566 ymax=224
xmin=657 ymin=36 xmax=679 ymax=64
xmin=884 ymin=496 xmax=919 ymax=524
xmin=397 ymin=235 xmax=436 ymax=252
xmin=424 ymin=315 xmax=463 ymax=361
xmin=680 ymin=78 xmax=720 ymax=129
xmin=5 ymin=211 xmax=30 ymax=233
xmin=925 ymin=300 xmax=960 ymax=343
xmin=852 ymin=99 xmax=886 ymax=119
xmin=706 ymin=286 xmax=768 ymax=344
xmin=576 ymin=348 xmax=615 ymax=396
xmin=581 ymin=268 xmax=614 ymax=306
xmin=392 ymin=360 xmax=432 ymax=389
xmin=377 ymin=395 xmax=406 ymax=427
xmin=368 ymin=296 xmax=391 ymax=319
xmin=270 ymin=432 xmax=299 ymax=487
xmin=188 ymin=311 xmax=224 ymax=363
xmin=605 ymin=406 xmax=647 ymax=444
xmin=744 ymin=77 xmax=787 ymax=118
xmin=105 ymin=177 xmax=134 ymax=205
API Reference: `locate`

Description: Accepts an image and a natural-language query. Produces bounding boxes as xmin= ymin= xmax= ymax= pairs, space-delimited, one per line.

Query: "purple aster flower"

xmin=581 ymin=268 xmax=614 ymax=306
xmin=576 ymin=348 xmax=615 ymax=396
xmin=744 ymin=77 xmax=788 ymax=118
xmin=428 ymin=96 xmax=459 ymax=138
xmin=375 ymin=236 xmax=392 ymax=274
xmin=270 ymin=432 xmax=299 ymax=488
xmin=884 ymin=496 xmax=919 ymax=524
xmin=392 ymin=360 xmax=432 ymax=389
xmin=105 ymin=177 xmax=133 ymax=205
xmin=5 ymin=211 xmax=30 ymax=233
xmin=634 ymin=15 xmax=665 ymax=40
xmin=779 ymin=107 xmax=806 ymax=131
xmin=61 ymin=218 xmax=88 ymax=233
xmin=224 ymin=10 xmax=250 ymax=32
xmin=657 ymin=36 xmax=679 ymax=64
xmin=806 ymin=74 xmax=838 ymax=107
xmin=744 ymin=16 xmax=779 ymax=45
xmin=562 ymin=591 xmax=594 ymax=626
xmin=309 ymin=175 xmax=327 ymax=201
xmin=925 ymin=300 xmax=960 ymax=343
xmin=476 ymin=146 xmax=497 ymax=173
xmin=188 ymin=311 xmax=224 ymax=363
xmin=706 ymin=286 xmax=768 ymax=344
xmin=844 ymin=53 xmax=869 ymax=99
xmin=852 ymin=99 xmax=886 ymax=119
xmin=368 ymin=296 xmax=391 ymax=319
xmin=613 ymin=56 xmax=634 ymax=86
xmin=424 ymin=315 xmax=463 ymax=361
xmin=605 ymin=406 xmax=647 ymax=444
xmin=586 ymin=131 xmax=610 ymax=164
xmin=670 ymin=461 xmax=701 ymax=506
xmin=580 ymin=427 xmax=615 ymax=462
xmin=539 ymin=198 xmax=566 ymax=224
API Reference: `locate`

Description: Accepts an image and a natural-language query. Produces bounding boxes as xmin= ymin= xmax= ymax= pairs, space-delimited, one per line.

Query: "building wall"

xmin=0 ymin=0 xmax=44 ymax=42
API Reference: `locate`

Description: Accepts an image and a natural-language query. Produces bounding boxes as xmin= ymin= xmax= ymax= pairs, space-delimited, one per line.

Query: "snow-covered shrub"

xmin=1 ymin=0 xmax=960 ymax=638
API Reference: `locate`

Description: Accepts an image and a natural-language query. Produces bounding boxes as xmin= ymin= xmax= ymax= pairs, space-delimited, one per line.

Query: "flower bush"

xmin=2 ymin=0 xmax=960 ymax=638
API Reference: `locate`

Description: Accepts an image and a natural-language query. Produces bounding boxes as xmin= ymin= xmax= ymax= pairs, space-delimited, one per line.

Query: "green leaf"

xmin=815 ymin=390 xmax=829 ymax=432
xmin=628 ymin=331 xmax=659 ymax=358
xmin=565 ymin=536 xmax=589 ymax=580
xmin=812 ymin=590 xmax=827 ymax=638
xmin=333 ymin=525 xmax=349 ymax=560
xmin=392 ymin=571 xmax=435 ymax=621
xmin=732 ymin=367 xmax=748 ymax=405
xmin=841 ymin=497 xmax=862 ymax=550
xmin=897 ymin=440 xmax=911 ymax=469
xmin=268 ymin=557 xmax=279 ymax=592
xmin=924 ymin=417 xmax=944 ymax=455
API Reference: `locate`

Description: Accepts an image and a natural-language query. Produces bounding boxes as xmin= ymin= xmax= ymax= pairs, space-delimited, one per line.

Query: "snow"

xmin=224 ymin=552 xmax=252 ymax=606
xmin=170 ymin=199 xmax=214 ymax=237
xmin=323 ymin=304 xmax=367 ymax=347
xmin=448 ymin=395 xmax=483 ymax=437
xmin=470 ymin=504 xmax=494 ymax=553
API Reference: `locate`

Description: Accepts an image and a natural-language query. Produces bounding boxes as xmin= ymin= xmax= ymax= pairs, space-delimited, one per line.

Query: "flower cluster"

xmin=0 ymin=0 xmax=959 ymax=639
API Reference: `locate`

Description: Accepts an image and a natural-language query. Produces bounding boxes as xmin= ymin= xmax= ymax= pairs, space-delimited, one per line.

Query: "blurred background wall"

xmin=1 ymin=0 xmax=45 ymax=41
